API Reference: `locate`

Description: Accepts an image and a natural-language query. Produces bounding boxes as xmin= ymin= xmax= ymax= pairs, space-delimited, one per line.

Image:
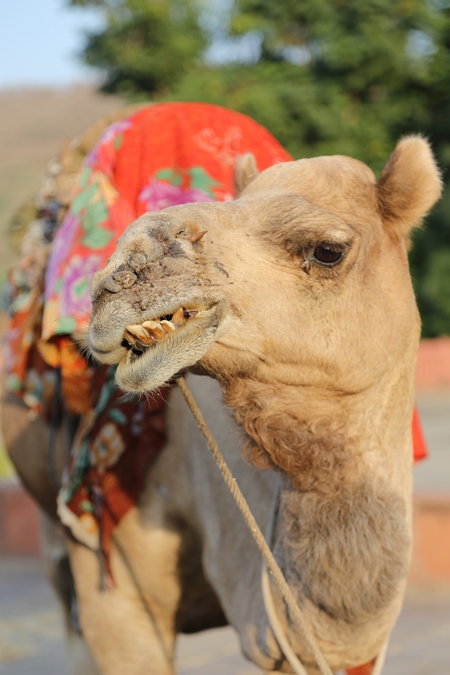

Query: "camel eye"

xmin=312 ymin=244 xmax=345 ymax=266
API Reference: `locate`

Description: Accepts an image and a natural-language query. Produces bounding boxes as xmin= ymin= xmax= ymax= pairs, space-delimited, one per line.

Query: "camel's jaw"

xmin=89 ymin=292 xmax=224 ymax=393
xmin=117 ymin=302 xmax=223 ymax=393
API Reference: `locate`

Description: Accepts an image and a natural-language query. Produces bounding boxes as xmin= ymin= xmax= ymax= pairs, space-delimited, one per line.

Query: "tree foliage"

xmin=67 ymin=0 xmax=206 ymax=95
xmin=68 ymin=0 xmax=450 ymax=336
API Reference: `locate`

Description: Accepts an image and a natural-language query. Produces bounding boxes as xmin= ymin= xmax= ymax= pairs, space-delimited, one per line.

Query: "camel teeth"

xmin=142 ymin=320 xmax=166 ymax=340
xmin=125 ymin=324 xmax=154 ymax=345
xmin=160 ymin=320 xmax=176 ymax=333
xmin=171 ymin=308 xmax=185 ymax=324
xmin=123 ymin=329 xmax=137 ymax=345
xmin=125 ymin=312 xmax=186 ymax=348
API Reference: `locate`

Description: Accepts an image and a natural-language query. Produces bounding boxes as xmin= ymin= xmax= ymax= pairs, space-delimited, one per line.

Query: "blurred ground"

xmin=0 ymin=391 xmax=448 ymax=674
xmin=0 ymin=556 xmax=449 ymax=675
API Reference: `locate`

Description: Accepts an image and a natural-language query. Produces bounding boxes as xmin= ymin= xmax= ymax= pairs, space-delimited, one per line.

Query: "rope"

xmin=372 ymin=638 xmax=389 ymax=675
xmin=262 ymin=565 xmax=310 ymax=675
xmin=261 ymin=476 xmax=310 ymax=675
xmin=176 ymin=375 xmax=333 ymax=675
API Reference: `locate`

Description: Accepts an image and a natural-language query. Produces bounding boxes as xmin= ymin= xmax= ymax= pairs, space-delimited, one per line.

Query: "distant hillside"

xmin=0 ymin=85 xmax=125 ymax=274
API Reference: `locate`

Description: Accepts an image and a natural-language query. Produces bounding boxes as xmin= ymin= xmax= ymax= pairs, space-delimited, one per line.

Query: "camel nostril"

xmin=112 ymin=270 xmax=138 ymax=288
xmin=100 ymin=275 xmax=123 ymax=294
xmin=128 ymin=252 xmax=147 ymax=272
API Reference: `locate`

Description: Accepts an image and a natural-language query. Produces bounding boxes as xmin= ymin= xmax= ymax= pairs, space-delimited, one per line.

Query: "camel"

xmin=2 ymin=101 xmax=440 ymax=674
xmin=84 ymin=135 xmax=441 ymax=673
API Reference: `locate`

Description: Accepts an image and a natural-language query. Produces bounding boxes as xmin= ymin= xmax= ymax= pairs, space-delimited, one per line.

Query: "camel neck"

xmin=222 ymin=364 xmax=415 ymax=495
xmin=222 ymin=375 xmax=412 ymax=626
xmin=223 ymin=377 xmax=363 ymax=494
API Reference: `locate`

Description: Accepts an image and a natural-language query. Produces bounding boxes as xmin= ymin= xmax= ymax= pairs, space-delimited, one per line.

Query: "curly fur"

xmin=224 ymin=377 xmax=352 ymax=495
xmin=224 ymin=376 xmax=410 ymax=625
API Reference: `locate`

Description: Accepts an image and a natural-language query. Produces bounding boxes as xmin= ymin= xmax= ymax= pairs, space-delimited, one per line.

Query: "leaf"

xmin=156 ymin=168 xmax=182 ymax=186
xmin=71 ymin=184 xmax=98 ymax=215
xmin=82 ymin=198 xmax=109 ymax=232
xmin=188 ymin=167 xmax=222 ymax=197
xmin=80 ymin=167 xmax=92 ymax=188
xmin=81 ymin=227 xmax=114 ymax=250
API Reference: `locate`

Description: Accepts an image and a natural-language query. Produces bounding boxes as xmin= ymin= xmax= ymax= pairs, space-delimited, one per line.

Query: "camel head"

xmin=89 ymin=137 xmax=441 ymax=397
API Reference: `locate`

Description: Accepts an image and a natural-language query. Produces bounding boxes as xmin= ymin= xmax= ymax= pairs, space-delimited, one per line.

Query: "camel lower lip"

xmin=114 ymin=306 xmax=221 ymax=394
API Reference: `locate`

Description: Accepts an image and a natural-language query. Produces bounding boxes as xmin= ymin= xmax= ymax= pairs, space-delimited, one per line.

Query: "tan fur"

xmin=377 ymin=136 xmax=442 ymax=237
xmin=224 ymin=378 xmax=351 ymax=494
xmin=4 ymin=137 xmax=442 ymax=674
xmin=234 ymin=153 xmax=260 ymax=196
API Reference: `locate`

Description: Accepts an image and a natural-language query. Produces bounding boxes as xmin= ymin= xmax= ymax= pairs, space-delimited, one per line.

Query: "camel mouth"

xmin=121 ymin=305 xmax=208 ymax=363
xmin=108 ymin=300 xmax=222 ymax=394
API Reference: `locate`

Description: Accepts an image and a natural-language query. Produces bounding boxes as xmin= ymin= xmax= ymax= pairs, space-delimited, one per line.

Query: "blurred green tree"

xmin=67 ymin=0 xmax=206 ymax=95
xmin=68 ymin=0 xmax=450 ymax=336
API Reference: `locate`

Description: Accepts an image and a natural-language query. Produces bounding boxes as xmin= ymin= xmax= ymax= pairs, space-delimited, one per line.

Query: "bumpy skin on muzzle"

xmin=89 ymin=210 xmax=226 ymax=393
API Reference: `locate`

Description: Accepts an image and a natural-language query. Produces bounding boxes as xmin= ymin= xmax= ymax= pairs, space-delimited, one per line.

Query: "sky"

xmin=0 ymin=0 xmax=105 ymax=89
xmin=0 ymin=0 xmax=261 ymax=88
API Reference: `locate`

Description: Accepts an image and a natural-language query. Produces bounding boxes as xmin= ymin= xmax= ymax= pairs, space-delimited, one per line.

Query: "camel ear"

xmin=234 ymin=153 xmax=260 ymax=197
xmin=377 ymin=136 xmax=442 ymax=237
